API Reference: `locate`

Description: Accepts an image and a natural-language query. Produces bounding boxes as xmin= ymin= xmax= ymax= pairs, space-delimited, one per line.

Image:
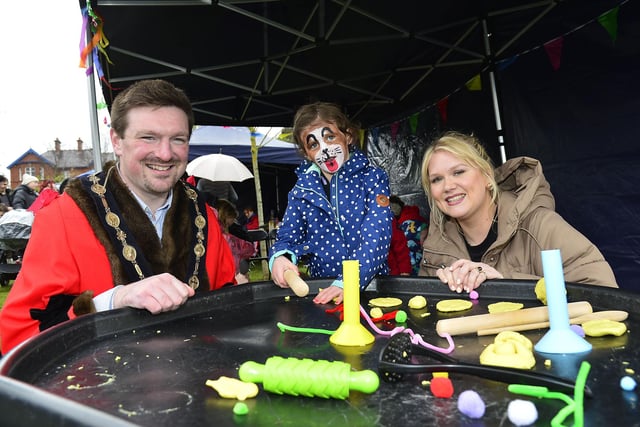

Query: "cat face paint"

xmin=302 ymin=123 xmax=349 ymax=175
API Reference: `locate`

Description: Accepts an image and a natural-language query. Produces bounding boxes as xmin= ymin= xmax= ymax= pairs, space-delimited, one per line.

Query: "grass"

xmin=0 ymin=282 xmax=11 ymax=311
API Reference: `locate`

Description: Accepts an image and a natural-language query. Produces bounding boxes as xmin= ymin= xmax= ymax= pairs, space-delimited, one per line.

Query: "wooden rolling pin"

xmin=477 ymin=310 xmax=628 ymax=336
xmin=284 ymin=269 xmax=309 ymax=297
xmin=435 ymin=301 xmax=592 ymax=336
xmin=478 ymin=310 xmax=629 ymax=336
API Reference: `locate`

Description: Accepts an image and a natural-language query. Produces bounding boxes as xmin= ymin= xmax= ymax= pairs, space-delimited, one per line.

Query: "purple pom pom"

xmin=570 ymin=324 xmax=585 ymax=337
xmin=457 ymin=390 xmax=485 ymax=419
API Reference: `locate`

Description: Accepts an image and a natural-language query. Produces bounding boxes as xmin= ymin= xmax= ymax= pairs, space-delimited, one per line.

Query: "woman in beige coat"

xmin=419 ymin=131 xmax=618 ymax=293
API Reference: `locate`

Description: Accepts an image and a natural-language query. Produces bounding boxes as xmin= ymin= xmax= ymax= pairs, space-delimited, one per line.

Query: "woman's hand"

xmin=437 ymin=259 xmax=503 ymax=293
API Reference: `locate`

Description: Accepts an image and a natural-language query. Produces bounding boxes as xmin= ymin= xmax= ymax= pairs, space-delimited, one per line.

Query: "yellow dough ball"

xmin=408 ymin=295 xmax=427 ymax=310
xmin=534 ymin=278 xmax=547 ymax=305
xmin=479 ymin=331 xmax=535 ymax=370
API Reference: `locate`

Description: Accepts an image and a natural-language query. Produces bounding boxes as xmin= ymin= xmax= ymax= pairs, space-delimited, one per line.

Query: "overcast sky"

xmin=0 ymin=0 xmax=94 ymax=178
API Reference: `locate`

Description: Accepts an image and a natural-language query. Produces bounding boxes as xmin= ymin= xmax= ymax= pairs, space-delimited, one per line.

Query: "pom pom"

xmin=457 ymin=390 xmax=485 ymax=418
xmin=507 ymin=399 xmax=538 ymax=426
xmin=570 ymin=324 xmax=585 ymax=337
xmin=233 ymin=402 xmax=249 ymax=415
xmin=620 ymin=376 xmax=637 ymax=391
xmin=430 ymin=377 xmax=454 ymax=398
xmin=469 ymin=290 xmax=479 ymax=300
xmin=395 ymin=310 xmax=407 ymax=323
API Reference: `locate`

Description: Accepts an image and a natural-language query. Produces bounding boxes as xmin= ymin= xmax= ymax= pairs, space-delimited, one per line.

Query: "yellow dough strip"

xmin=435 ymin=301 xmax=592 ymax=336
xmin=476 ymin=310 xmax=628 ymax=336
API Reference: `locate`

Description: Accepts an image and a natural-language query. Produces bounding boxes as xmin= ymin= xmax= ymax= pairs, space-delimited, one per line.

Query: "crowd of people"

xmin=0 ymin=78 xmax=619 ymax=354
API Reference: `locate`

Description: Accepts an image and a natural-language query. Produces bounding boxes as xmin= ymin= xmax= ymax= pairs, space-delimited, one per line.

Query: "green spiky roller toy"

xmin=239 ymin=356 xmax=379 ymax=399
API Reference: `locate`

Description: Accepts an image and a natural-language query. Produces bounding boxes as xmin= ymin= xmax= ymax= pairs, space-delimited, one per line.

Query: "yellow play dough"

xmin=534 ymin=278 xmax=547 ymax=305
xmin=487 ymin=301 xmax=524 ymax=314
xmin=370 ymin=307 xmax=384 ymax=319
xmin=436 ymin=299 xmax=473 ymax=313
xmin=408 ymin=295 xmax=427 ymax=309
xmin=368 ymin=297 xmax=403 ymax=308
xmin=205 ymin=376 xmax=259 ymax=400
xmin=582 ymin=319 xmax=627 ymax=337
xmin=479 ymin=331 xmax=536 ymax=369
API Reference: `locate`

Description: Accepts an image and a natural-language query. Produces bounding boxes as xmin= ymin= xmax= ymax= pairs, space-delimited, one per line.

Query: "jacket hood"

xmin=495 ymin=156 xmax=555 ymax=219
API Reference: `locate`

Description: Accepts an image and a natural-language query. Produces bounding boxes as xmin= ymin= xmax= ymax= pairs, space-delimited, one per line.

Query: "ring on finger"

xmin=440 ymin=264 xmax=447 ymax=270
xmin=477 ymin=266 xmax=483 ymax=272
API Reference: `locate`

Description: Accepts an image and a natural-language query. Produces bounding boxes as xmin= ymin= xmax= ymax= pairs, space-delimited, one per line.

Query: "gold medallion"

xmin=106 ymin=212 xmax=120 ymax=228
xmin=188 ymin=275 xmax=200 ymax=290
xmin=195 ymin=214 xmax=206 ymax=229
xmin=122 ymin=244 xmax=137 ymax=261
xmin=186 ymin=188 xmax=198 ymax=200
xmin=91 ymin=184 xmax=106 ymax=195
xmin=194 ymin=243 xmax=206 ymax=257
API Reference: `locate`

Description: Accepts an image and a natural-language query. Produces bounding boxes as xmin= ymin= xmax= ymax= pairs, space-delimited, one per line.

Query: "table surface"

xmin=1 ymin=277 xmax=639 ymax=427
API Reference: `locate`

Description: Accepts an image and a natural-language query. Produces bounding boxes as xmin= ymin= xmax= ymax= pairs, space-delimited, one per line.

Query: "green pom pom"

xmin=395 ymin=310 xmax=407 ymax=323
xmin=233 ymin=402 xmax=249 ymax=415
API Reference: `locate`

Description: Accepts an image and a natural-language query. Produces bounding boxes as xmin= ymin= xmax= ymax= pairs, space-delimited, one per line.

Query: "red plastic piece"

xmin=430 ymin=377 xmax=454 ymax=398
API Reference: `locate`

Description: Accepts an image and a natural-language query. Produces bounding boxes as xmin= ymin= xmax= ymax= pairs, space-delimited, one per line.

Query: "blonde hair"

xmin=420 ymin=131 xmax=499 ymax=235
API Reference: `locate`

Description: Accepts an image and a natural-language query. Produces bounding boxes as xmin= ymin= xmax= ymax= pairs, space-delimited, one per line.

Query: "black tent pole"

xmin=482 ymin=19 xmax=507 ymax=164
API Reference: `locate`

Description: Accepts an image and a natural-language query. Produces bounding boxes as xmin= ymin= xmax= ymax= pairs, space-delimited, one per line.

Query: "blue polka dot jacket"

xmin=269 ymin=149 xmax=392 ymax=289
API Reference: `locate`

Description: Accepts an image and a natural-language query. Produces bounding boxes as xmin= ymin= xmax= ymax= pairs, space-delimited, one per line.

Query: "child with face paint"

xmin=268 ymin=102 xmax=393 ymax=304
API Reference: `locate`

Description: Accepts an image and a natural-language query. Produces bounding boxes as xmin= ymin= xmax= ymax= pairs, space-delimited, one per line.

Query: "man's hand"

xmin=113 ymin=273 xmax=195 ymax=314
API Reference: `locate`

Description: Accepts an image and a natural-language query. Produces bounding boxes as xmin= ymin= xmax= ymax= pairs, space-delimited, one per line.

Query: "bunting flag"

xmin=544 ymin=37 xmax=564 ymax=71
xmin=598 ymin=6 xmax=619 ymax=44
xmin=465 ymin=74 xmax=482 ymax=91
xmin=390 ymin=121 xmax=400 ymax=143
xmin=437 ymin=97 xmax=449 ymax=126
xmin=409 ymin=113 xmax=420 ymax=134
xmin=498 ymin=55 xmax=519 ymax=71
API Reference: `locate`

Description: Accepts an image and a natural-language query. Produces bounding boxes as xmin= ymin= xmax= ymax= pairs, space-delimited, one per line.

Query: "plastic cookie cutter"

xmin=378 ymin=333 xmax=592 ymax=397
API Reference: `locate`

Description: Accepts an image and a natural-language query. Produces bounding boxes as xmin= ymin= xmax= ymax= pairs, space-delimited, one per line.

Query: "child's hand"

xmin=313 ymin=285 xmax=343 ymax=305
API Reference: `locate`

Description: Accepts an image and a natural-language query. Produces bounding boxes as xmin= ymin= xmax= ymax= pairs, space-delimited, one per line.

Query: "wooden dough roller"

xmin=284 ymin=269 xmax=309 ymax=297
xmin=436 ymin=301 xmax=593 ymax=336
xmin=477 ymin=310 xmax=628 ymax=336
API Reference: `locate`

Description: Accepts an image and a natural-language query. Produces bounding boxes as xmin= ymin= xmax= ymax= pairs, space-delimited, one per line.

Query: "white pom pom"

xmin=507 ymin=399 xmax=538 ymax=426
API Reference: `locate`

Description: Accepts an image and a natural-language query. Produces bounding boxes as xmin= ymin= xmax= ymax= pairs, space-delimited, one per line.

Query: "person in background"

xmin=215 ymin=199 xmax=256 ymax=284
xmin=0 ymin=175 xmax=13 ymax=209
xmin=0 ymin=79 xmax=236 ymax=354
xmin=197 ymin=179 xmax=238 ymax=206
xmin=419 ymin=131 xmax=618 ymax=292
xmin=11 ymin=174 xmax=39 ymax=210
xmin=388 ymin=216 xmax=412 ymax=276
xmin=28 ymin=179 xmax=60 ymax=213
xmin=389 ymin=195 xmax=428 ymax=275
xmin=269 ymin=102 xmax=392 ymax=304
xmin=243 ymin=205 xmax=259 ymax=230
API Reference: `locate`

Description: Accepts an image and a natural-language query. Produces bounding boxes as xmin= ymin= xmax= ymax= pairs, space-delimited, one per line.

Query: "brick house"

xmin=7 ymin=138 xmax=114 ymax=189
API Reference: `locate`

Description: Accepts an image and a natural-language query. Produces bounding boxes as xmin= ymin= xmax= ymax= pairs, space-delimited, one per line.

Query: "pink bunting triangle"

xmin=544 ymin=37 xmax=564 ymax=71
xmin=437 ymin=97 xmax=449 ymax=126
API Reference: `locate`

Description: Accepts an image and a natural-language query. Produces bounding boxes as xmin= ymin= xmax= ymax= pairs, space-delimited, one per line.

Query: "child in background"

xmin=215 ymin=199 xmax=256 ymax=284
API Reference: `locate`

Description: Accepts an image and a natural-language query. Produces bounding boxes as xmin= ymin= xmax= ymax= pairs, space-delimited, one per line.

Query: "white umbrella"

xmin=186 ymin=153 xmax=254 ymax=182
